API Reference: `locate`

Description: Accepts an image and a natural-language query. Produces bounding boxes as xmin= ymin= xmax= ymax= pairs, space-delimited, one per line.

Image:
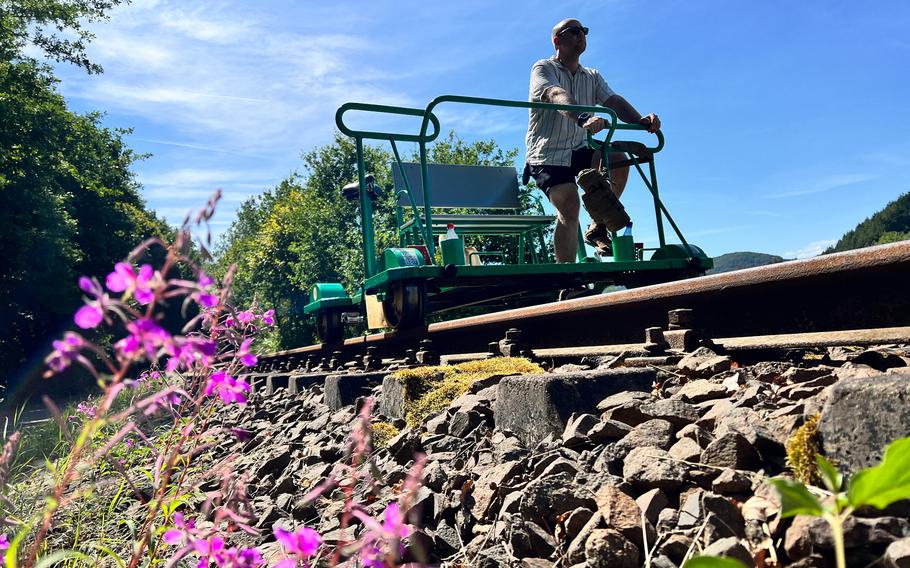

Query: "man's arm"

xmin=542 ymin=86 xmax=581 ymax=121
xmin=603 ymin=94 xmax=661 ymax=133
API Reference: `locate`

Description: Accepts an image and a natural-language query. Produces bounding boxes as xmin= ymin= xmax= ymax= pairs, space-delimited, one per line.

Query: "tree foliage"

xmin=213 ymin=131 xmax=546 ymax=348
xmin=825 ymin=192 xmax=910 ymax=253
xmin=1 ymin=0 xmax=127 ymax=74
xmin=0 ymin=0 xmax=171 ymax=396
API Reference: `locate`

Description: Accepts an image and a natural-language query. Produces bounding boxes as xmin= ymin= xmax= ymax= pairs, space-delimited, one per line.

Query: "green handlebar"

xmin=418 ymin=94 xmax=663 ymax=153
xmin=335 ymin=102 xmax=442 ymax=143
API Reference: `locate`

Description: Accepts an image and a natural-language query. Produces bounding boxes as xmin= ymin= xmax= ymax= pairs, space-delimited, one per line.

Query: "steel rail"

xmin=256 ymin=242 xmax=910 ymax=369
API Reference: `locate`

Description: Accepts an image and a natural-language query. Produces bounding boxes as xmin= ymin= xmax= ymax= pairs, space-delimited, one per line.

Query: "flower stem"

xmin=826 ymin=513 xmax=847 ymax=568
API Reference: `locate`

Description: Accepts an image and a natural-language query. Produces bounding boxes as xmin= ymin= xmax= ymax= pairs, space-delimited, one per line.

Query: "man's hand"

xmin=639 ymin=113 xmax=661 ymax=133
xmin=581 ymin=116 xmax=607 ymax=134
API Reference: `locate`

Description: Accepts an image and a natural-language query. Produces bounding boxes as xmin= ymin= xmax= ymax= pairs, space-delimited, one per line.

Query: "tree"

xmin=825 ymin=193 xmax=910 ymax=253
xmin=1 ymin=0 xmax=127 ymax=74
xmin=0 ymin=0 xmax=171 ymax=397
xmin=213 ymin=131 xmax=545 ymax=348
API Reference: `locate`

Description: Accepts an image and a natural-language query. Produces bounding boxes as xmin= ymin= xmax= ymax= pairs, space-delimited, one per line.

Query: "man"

xmin=526 ymin=18 xmax=661 ymax=262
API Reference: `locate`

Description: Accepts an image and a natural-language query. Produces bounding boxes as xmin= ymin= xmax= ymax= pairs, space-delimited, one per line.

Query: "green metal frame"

xmin=305 ymin=95 xmax=712 ymax=324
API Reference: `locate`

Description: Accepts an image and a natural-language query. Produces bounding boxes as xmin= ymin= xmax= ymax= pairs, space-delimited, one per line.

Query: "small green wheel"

xmin=316 ymin=309 xmax=343 ymax=343
xmin=382 ymin=281 xmax=426 ymax=329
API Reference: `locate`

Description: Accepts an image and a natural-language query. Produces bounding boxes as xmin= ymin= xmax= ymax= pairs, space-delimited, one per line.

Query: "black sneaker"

xmin=583 ymin=222 xmax=613 ymax=255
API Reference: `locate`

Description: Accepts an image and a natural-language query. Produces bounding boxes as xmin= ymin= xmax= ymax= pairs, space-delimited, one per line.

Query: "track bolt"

xmin=416 ymin=339 xmax=440 ymax=365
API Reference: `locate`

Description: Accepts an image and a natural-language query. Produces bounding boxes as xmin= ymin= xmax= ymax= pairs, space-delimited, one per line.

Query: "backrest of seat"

xmin=392 ymin=162 xmax=520 ymax=209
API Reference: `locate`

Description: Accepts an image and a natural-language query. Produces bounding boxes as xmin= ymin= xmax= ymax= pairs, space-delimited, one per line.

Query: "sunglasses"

xmin=558 ymin=26 xmax=589 ymax=37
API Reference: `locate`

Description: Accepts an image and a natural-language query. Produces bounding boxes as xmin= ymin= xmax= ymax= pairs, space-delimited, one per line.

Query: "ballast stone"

xmin=495 ymin=368 xmax=655 ymax=447
xmin=818 ymin=370 xmax=910 ymax=472
xmin=324 ymin=371 xmax=388 ymax=410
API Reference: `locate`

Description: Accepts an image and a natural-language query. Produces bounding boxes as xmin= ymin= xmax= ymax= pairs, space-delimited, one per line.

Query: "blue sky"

xmin=48 ymin=0 xmax=910 ymax=259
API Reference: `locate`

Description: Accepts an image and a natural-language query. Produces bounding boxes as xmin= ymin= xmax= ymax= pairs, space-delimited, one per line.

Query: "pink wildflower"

xmin=274 ymin=525 xmax=321 ymax=558
xmin=224 ymin=315 xmax=236 ymax=328
xmin=205 ymin=371 xmax=251 ymax=405
xmin=163 ymin=512 xmax=197 ymax=546
xmin=166 ymin=337 xmax=217 ymax=372
xmin=237 ymin=338 xmax=257 ymax=367
xmin=381 ymin=503 xmax=410 ymax=539
xmin=106 ymin=262 xmax=156 ymax=304
xmin=236 ymin=310 xmax=254 ymax=325
xmin=217 ymin=546 xmax=263 ymax=568
xmin=115 ymin=318 xmax=171 ymax=361
xmin=195 ymin=271 xmax=220 ymax=308
xmin=74 ymin=304 xmax=103 ymax=329
xmin=76 ymin=401 xmax=97 ymax=419
xmin=0 ymin=533 xmax=9 ymax=550
xmin=261 ymin=309 xmax=275 ymax=326
xmin=45 ymin=332 xmax=84 ymax=372
xmin=74 ymin=276 xmax=107 ymax=329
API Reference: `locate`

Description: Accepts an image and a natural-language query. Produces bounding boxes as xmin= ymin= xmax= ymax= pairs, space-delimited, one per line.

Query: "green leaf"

xmin=816 ymin=454 xmax=843 ymax=493
xmin=848 ymin=437 xmax=910 ymax=509
xmin=683 ymin=557 xmax=748 ymax=568
xmin=33 ymin=550 xmax=93 ymax=568
xmin=769 ymin=477 xmax=824 ymax=517
xmin=87 ymin=544 xmax=125 ymax=568
xmin=6 ymin=527 xmax=29 ymax=568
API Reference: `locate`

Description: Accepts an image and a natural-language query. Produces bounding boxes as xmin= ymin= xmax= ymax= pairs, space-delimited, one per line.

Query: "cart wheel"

xmin=316 ymin=309 xmax=343 ymax=343
xmin=383 ymin=282 xmax=426 ymax=329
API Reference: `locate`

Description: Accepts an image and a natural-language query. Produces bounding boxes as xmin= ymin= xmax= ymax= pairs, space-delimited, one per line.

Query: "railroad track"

xmin=251 ymin=241 xmax=910 ymax=374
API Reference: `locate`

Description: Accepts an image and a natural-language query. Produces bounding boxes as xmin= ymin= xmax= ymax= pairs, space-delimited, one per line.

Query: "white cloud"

xmin=781 ymin=239 xmax=838 ymax=259
xmin=766 ymin=173 xmax=877 ymax=198
xmin=59 ymin=1 xmax=414 ymax=156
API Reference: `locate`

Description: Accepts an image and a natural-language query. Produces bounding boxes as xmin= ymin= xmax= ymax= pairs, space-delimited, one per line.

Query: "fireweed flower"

xmin=381 ymin=503 xmax=409 ymax=540
xmin=261 ymin=309 xmax=275 ymax=326
xmin=205 ymin=371 xmax=251 ymax=405
xmin=355 ymin=502 xmax=411 ymax=567
xmin=274 ymin=525 xmax=321 ymax=567
xmin=166 ymin=336 xmax=218 ymax=372
xmin=217 ymin=546 xmax=264 ymax=568
xmin=0 ymin=533 xmax=8 ymax=550
xmin=115 ymin=318 xmax=172 ymax=361
xmin=45 ymin=332 xmax=84 ymax=372
xmin=163 ymin=512 xmax=196 ymax=546
xmin=236 ymin=310 xmax=255 ymax=326
xmin=237 ymin=338 xmax=257 ymax=367
xmin=74 ymin=276 xmax=107 ymax=329
xmin=106 ymin=262 xmax=157 ymax=304
xmin=76 ymin=401 xmax=97 ymax=419
xmin=195 ymin=271 xmax=220 ymax=308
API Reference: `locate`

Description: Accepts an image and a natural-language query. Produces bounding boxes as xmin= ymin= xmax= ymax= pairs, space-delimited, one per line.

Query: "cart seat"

xmin=392 ymin=162 xmax=556 ymax=234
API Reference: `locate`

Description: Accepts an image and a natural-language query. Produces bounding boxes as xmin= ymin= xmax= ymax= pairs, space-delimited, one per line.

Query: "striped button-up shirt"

xmin=525 ymin=56 xmax=616 ymax=166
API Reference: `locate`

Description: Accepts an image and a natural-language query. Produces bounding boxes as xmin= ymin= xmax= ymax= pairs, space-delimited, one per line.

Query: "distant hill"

xmin=825 ymin=192 xmax=910 ymax=253
xmin=707 ymin=252 xmax=786 ymax=274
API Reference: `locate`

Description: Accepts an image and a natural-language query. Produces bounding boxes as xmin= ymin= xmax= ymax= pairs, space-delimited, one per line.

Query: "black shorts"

xmin=529 ymin=147 xmax=596 ymax=196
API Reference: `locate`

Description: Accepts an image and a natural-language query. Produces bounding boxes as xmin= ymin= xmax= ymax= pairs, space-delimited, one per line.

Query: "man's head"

xmin=552 ymin=18 xmax=588 ymax=56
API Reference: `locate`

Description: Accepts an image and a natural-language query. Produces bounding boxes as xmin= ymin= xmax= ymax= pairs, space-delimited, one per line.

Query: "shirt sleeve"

xmin=593 ymin=70 xmax=616 ymax=104
xmin=530 ymin=61 xmax=561 ymax=101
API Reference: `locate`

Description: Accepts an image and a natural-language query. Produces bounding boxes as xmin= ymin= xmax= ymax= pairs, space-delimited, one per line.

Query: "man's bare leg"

xmin=548 ymin=182 xmax=581 ymax=262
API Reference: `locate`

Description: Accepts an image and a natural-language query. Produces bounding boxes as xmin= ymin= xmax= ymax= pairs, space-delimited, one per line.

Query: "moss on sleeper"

xmin=392 ymin=357 xmax=543 ymax=428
